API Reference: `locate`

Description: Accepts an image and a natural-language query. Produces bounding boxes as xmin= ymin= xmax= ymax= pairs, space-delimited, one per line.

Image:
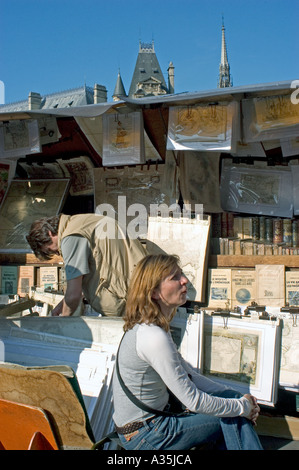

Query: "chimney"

xmin=167 ymin=62 xmax=175 ymax=94
xmin=28 ymin=92 xmax=42 ymax=110
xmin=94 ymin=84 xmax=107 ymax=103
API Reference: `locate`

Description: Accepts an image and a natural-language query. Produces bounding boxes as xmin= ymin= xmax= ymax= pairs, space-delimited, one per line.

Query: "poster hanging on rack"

xmin=0 ymin=120 xmax=41 ymax=158
xmin=57 ymin=156 xmax=94 ymax=196
xmin=242 ymin=94 xmax=299 ymax=142
xmin=93 ymin=165 xmax=173 ymax=239
xmin=220 ymin=161 xmax=294 ymax=218
xmin=167 ymin=101 xmax=238 ymax=152
xmin=18 ymin=161 xmax=65 ymax=179
xmin=37 ymin=116 xmax=61 ymax=146
xmin=102 ymin=111 xmax=145 ymax=166
xmin=178 ymin=151 xmax=222 ymax=213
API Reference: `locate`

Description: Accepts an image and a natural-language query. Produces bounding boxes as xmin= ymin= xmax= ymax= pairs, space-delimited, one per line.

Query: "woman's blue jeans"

xmin=118 ymin=390 xmax=263 ymax=451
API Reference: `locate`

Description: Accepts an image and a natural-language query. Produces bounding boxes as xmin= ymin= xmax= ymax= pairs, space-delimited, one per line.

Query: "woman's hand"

xmin=244 ymin=394 xmax=260 ymax=425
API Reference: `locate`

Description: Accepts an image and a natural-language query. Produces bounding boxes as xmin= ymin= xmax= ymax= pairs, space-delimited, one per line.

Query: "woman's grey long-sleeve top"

xmin=112 ymin=323 xmax=252 ymax=427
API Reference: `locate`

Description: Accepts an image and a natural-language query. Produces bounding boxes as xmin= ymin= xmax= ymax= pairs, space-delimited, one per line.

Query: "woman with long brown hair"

xmin=112 ymin=254 xmax=263 ymax=450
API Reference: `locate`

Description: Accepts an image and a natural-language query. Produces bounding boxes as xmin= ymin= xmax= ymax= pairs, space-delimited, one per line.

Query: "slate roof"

xmin=0 ymin=85 xmax=96 ymax=112
xmin=128 ymin=41 xmax=168 ymax=98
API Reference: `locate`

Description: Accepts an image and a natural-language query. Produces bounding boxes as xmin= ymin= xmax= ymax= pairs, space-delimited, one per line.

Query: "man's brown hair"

xmin=26 ymin=215 xmax=61 ymax=260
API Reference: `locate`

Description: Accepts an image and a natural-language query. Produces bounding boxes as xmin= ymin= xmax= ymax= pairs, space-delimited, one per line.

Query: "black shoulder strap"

xmin=116 ymin=333 xmax=184 ymax=418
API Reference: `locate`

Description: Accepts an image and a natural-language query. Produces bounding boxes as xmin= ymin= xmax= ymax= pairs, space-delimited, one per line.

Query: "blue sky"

xmin=1 ymin=0 xmax=298 ymax=104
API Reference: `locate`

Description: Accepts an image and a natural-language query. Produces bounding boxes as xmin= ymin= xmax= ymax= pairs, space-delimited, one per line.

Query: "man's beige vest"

xmin=57 ymin=214 xmax=147 ymax=316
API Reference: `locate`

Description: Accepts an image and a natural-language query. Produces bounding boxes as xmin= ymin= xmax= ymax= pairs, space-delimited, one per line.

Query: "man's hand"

xmin=61 ymin=276 xmax=83 ymax=316
xmin=51 ymin=300 xmax=63 ymax=316
xmin=50 ymin=277 xmax=83 ymax=316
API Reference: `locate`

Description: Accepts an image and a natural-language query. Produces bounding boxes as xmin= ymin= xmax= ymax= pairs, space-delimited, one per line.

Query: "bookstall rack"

xmin=0 ymin=81 xmax=298 ymax=434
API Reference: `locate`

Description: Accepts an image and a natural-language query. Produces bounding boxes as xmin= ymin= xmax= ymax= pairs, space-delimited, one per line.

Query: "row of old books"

xmin=212 ymin=212 xmax=299 ymax=246
xmin=207 ymin=265 xmax=299 ymax=309
xmin=210 ymin=237 xmax=299 ymax=256
xmin=0 ymin=265 xmax=67 ymax=297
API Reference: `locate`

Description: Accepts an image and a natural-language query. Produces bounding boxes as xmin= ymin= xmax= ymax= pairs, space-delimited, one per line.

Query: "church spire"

xmin=218 ymin=18 xmax=233 ymax=88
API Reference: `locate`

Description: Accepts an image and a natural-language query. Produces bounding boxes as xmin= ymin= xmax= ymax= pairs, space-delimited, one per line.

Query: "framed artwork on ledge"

xmin=203 ymin=313 xmax=281 ymax=406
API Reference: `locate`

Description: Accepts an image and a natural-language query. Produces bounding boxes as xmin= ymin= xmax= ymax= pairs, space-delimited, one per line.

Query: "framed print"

xmin=203 ymin=313 xmax=281 ymax=405
xmin=278 ymin=316 xmax=299 ymax=391
xmin=0 ymin=179 xmax=70 ymax=252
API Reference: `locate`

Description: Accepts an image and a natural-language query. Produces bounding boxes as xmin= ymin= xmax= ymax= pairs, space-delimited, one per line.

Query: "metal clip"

xmin=244 ymin=301 xmax=268 ymax=319
xmin=280 ymin=305 xmax=299 ymax=327
xmin=211 ymin=309 xmax=230 ymax=328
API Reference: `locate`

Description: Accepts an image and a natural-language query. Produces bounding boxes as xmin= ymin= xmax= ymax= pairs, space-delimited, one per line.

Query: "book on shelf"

xmin=17 ymin=266 xmax=35 ymax=297
xmin=211 ymin=213 xmax=222 ymax=238
xmin=285 ymin=270 xmax=299 ymax=306
xmin=231 ymin=269 xmax=256 ymax=308
xmin=58 ymin=267 xmax=67 ymax=293
xmin=256 ymin=264 xmax=285 ymax=307
xmin=241 ymin=239 xmax=254 ymax=255
xmin=210 ymin=237 xmax=299 ymax=256
xmin=207 ymin=266 xmax=299 ymax=310
xmin=243 ymin=217 xmax=253 ymax=239
xmin=207 ymin=268 xmax=232 ymax=309
xmin=215 ymin=212 xmax=235 ymax=238
xmin=213 ymin=212 xmax=299 ymax=247
xmin=233 ymin=216 xmax=243 ymax=239
xmin=39 ymin=267 xmax=59 ymax=290
xmin=220 ymin=237 xmax=238 ymax=255
xmin=1 ymin=266 xmax=18 ymax=295
xmin=221 ymin=213 xmax=228 ymax=238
